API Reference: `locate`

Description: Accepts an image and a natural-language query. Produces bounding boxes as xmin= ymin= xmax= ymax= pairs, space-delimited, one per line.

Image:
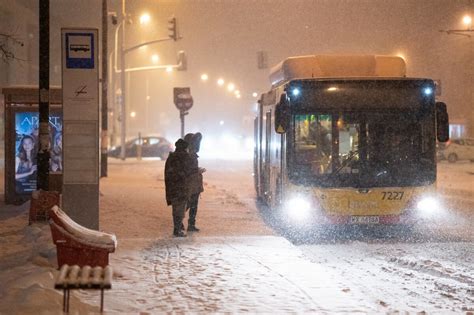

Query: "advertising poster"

xmin=14 ymin=112 xmax=63 ymax=194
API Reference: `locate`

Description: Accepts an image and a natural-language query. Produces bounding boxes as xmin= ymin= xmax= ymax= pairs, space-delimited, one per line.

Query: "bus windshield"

xmin=290 ymin=111 xmax=436 ymax=188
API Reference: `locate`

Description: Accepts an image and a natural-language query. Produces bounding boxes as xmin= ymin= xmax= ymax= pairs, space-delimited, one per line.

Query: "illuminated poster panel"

xmin=14 ymin=112 xmax=63 ymax=194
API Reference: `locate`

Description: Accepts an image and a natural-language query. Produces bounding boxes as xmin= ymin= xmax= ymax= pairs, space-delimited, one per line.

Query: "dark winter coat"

xmin=188 ymin=152 xmax=204 ymax=195
xmin=186 ymin=133 xmax=204 ymax=195
xmin=164 ymin=149 xmax=191 ymax=206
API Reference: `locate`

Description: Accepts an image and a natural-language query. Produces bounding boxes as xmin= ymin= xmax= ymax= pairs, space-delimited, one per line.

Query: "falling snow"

xmin=0 ymin=159 xmax=473 ymax=314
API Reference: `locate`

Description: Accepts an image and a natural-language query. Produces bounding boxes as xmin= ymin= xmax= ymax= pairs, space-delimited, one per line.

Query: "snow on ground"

xmin=0 ymin=159 xmax=473 ymax=314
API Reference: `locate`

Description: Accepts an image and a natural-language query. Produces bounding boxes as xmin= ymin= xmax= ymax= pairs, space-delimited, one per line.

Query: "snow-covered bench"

xmin=48 ymin=206 xmax=117 ymax=268
xmin=55 ymin=264 xmax=112 ymax=313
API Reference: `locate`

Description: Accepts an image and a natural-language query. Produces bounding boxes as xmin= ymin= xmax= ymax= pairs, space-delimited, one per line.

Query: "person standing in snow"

xmin=184 ymin=132 xmax=205 ymax=232
xmin=165 ymin=139 xmax=192 ymax=237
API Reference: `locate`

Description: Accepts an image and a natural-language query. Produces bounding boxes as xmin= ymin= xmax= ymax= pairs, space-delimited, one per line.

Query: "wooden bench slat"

xmin=67 ymin=265 xmax=81 ymax=287
xmin=55 ymin=264 xmax=70 ymax=288
xmin=103 ymin=266 xmax=113 ymax=288
xmin=92 ymin=266 xmax=103 ymax=286
xmin=80 ymin=265 xmax=92 ymax=287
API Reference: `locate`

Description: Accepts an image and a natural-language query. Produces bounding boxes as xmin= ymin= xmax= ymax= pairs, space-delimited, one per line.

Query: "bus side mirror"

xmin=275 ymin=94 xmax=289 ymax=134
xmin=436 ymin=102 xmax=449 ymax=143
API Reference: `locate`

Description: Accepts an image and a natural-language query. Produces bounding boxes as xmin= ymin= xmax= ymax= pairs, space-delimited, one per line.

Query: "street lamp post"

xmin=108 ymin=50 xmax=117 ymax=148
xmin=111 ymin=5 xmax=184 ymax=159
xmin=120 ymin=0 xmax=127 ymax=160
xmin=439 ymin=14 xmax=473 ymax=37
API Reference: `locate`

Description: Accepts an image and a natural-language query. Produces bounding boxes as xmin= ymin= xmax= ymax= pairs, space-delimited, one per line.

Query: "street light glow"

xmin=227 ymin=83 xmax=235 ymax=92
xmin=139 ymin=13 xmax=151 ymax=25
xmin=151 ymin=54 xmax=159 ymax=63
xmin=252 ymin=92 xmax=258 ymax=97
xmin=217 ymin=78 xmax=225 ymax=86
xmin=201 ymin=73 xmax=209 ymax=81
xmin=396 ymin=52 xmax=406 ymax=61
xmin=463 ymin=15 xmax=472 ymax=28
xmin=130 ymin=111 xmax=136 ymax=118
xmin=166 ymin=66 xmax=173 ymax=73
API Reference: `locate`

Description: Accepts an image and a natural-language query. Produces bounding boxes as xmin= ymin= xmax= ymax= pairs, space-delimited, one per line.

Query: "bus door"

xmin=253 ymin=116 xmax=261 ymax=194
xmin=264 ymin=110 xmax=272 ymax=201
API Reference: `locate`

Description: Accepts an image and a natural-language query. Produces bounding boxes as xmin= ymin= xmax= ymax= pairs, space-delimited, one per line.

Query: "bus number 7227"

xmin=381 ymin=191 xmax=404 ymax=201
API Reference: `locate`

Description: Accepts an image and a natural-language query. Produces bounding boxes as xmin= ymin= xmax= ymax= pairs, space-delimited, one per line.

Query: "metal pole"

xmin=180 ymin=110 xmax=185 ymax=138
xmin=137 ymin=132 xmax=142 ymax=160
xmin=37 ymin=0 xmax=50 ymax=190
xmin=101 ymin=0 xmax=108 ymax=177
xmin=119 ymin=0 xmax=127 ymax=160
xmin=108 ymin=51 xmax=116 ymax=147
xmin=145 ymin=77 xmax=149 ymax=133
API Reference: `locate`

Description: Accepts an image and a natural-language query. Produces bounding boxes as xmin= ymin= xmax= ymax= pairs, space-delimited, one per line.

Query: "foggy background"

xmin=1 ymin=0 xmax=472 ymax=147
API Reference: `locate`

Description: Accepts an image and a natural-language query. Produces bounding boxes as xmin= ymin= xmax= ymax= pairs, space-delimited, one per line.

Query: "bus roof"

xmin=269 ymin=55 xmax=406 ymax=87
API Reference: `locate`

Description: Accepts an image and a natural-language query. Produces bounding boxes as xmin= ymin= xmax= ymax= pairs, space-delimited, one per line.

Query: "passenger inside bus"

xmin=294 ymin=115 xmax=332 ymax=175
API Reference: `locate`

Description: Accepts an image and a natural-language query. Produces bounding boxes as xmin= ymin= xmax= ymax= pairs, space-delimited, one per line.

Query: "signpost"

xmin=173 ymin=87 xmax=193 ymax=138
xmin=61 ymin=28 xmax=100 ymax=229
xmin=38 ymin=0 xmax=50 ymax=191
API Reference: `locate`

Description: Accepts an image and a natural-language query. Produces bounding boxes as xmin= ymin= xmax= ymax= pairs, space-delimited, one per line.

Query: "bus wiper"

xmin=329 ymin=148 xmax=360 ymax=178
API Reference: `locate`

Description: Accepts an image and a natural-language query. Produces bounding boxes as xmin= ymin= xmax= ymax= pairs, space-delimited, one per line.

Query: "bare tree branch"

xmin=0 ymin=33 xmax=24 ymax=63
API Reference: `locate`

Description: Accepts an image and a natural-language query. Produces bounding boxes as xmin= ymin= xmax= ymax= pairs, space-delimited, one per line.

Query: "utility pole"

xmin=37 ymin=0 xmax=50 ymax=190
xmin=119 ymin=0 xmax=127 ymax=160
xmin=101 ymin=0 xmax=108 ymax=176
xmin=112 ymin=9 xmax=184 ymax=155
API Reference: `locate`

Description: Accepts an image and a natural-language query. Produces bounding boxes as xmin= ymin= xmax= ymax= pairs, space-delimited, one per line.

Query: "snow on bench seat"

xmin=48 ymin=206 xmax=117 ymax=268
xmin=50 ymin=206 xmax=117 ymax=250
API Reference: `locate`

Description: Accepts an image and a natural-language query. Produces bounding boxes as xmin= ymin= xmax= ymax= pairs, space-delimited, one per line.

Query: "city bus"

xmin=254 ymin=55 xmax=449 ymax=227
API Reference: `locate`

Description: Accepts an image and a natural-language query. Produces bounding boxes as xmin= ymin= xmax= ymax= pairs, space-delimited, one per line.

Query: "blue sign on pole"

xmin=65 ymin=33 xmax=95 ymax=69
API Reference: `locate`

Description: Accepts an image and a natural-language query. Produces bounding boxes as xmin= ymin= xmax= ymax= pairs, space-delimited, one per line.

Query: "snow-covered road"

xmin=0 ymin=159 xmax=472 ymax=314
xmin=300 ymin=240 xmax=473 ymax=313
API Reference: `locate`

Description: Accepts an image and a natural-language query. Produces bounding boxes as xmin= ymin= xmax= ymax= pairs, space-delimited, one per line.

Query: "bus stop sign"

xmin=173 ymin=87 xmax=193 ymax=111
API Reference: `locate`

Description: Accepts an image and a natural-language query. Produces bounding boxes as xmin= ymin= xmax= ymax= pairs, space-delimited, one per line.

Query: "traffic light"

xmin=168 ymin=16 xmax=178 ymax=41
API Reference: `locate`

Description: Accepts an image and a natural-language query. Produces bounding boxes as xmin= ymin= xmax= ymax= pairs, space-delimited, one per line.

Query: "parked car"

xmin=437 ymin=138 xmax=474 ymax=163
xmin=109 ymin=136 xmax=173 ymax=159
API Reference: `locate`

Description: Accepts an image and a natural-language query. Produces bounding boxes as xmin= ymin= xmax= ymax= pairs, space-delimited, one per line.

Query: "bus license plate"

xmin=350 ymin=216 xmax=380 ymax=224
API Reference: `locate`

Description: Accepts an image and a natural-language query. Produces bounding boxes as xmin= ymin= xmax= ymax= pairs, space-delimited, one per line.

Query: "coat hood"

xmin=191 ymin=132 xmax=202 ymax=153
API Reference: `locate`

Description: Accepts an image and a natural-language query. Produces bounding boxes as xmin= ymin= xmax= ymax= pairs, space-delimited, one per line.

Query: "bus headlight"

xmin=284 ymin=196 xmax=312 ymax=222
xmin=423 ymin=87 xmax=433 ymax=96
xmin=291 ymin=87 xmax=301 ymax=97
xmin=416 ymin=196 xmax=440 ymax=215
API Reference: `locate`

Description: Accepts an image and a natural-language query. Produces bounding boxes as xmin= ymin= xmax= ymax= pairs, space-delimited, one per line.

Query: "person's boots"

xmin=173 ymin=216 xmax=186 ymax=237
xmin=187 ymin=224 xmax=200 ymax=232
